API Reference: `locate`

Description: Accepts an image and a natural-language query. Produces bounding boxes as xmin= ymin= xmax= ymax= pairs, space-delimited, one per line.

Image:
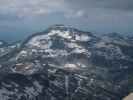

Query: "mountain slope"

xmin=0 ymin=25 xmax=132 ymax=100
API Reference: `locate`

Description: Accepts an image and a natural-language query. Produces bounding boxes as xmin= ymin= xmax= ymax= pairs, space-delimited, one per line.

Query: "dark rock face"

xmin=0 ymin=25 xmax=132 ymax=100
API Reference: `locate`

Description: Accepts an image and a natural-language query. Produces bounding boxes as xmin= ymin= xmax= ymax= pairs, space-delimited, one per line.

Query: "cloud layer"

xmin=0 ymin=0 xmax=133 ymax=42
xmin=0 ymin=0 xmax=133 ymax=18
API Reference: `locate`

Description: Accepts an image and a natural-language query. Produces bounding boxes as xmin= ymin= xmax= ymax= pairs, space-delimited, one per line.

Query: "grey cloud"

xmin=0 ymin=0 xmax=133 ymax=36
xmin=66 ymin=0 xmax=133 ymax=11
xmin=0 ymin=0 xmax=67 ymax=18
xmin=0 ymin=0 xmax=133 ymax=19
xmin=0 ymin=14 xmax=19 ymax=21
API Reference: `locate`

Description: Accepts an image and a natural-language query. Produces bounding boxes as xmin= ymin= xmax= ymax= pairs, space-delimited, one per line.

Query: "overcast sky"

xmin=0 ymin=0 xmax=133 ymax=42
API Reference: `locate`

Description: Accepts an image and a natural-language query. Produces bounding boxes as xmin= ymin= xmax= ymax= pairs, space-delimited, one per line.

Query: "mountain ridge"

xmin=0 ymin=25 xmax=132 ymax=100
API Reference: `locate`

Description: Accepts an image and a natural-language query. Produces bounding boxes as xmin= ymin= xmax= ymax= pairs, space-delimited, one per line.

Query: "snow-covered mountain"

xmin=0 ymin=25 xmax=132 ymax=100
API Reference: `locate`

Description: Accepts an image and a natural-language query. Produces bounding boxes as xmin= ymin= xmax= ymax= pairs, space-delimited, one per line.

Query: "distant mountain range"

xmin=0 ymin=25 xmax=132 ymax=100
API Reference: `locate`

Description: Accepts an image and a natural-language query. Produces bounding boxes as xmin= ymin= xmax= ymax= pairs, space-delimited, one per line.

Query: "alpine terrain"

xmin=0 ymin=25 xmax=132 ymax=100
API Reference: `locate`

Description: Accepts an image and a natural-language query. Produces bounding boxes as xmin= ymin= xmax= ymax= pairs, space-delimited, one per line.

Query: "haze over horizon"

xmin=0 ymin=0 xmax=133 ymax=42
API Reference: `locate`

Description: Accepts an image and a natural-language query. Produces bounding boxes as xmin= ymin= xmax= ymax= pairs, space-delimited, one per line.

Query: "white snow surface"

xmin=22 ymin=29 xmax=91 ymax=59
xmin=75 ymin=34 xmax=91 ymax=42
xmin=0 ymin=41 xmax=3 ymax=45
xmin=27 ymin=29 xmax=91 ymax=48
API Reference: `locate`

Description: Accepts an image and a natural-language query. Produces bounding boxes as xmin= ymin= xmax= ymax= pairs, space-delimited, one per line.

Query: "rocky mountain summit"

xmin=0 ymin=25 xmax=132 ymax=100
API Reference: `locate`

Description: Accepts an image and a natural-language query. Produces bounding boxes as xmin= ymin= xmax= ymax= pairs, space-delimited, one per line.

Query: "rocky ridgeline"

xmin=0 ymin=25 xmax=132 ymax=100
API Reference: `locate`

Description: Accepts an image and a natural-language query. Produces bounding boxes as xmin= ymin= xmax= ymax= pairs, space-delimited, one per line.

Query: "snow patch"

xmin=75 ymin=34 xmax=91 ymax=42
xmin=49 ymin=30 xmax=72 ymax=39
xmin=27 ymin=35 xmax=52 ymax=49
xmin=0 ymin=41 xmax=3 ymax=45
xmin=64 ymin=63 xmax=78 ymax=70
